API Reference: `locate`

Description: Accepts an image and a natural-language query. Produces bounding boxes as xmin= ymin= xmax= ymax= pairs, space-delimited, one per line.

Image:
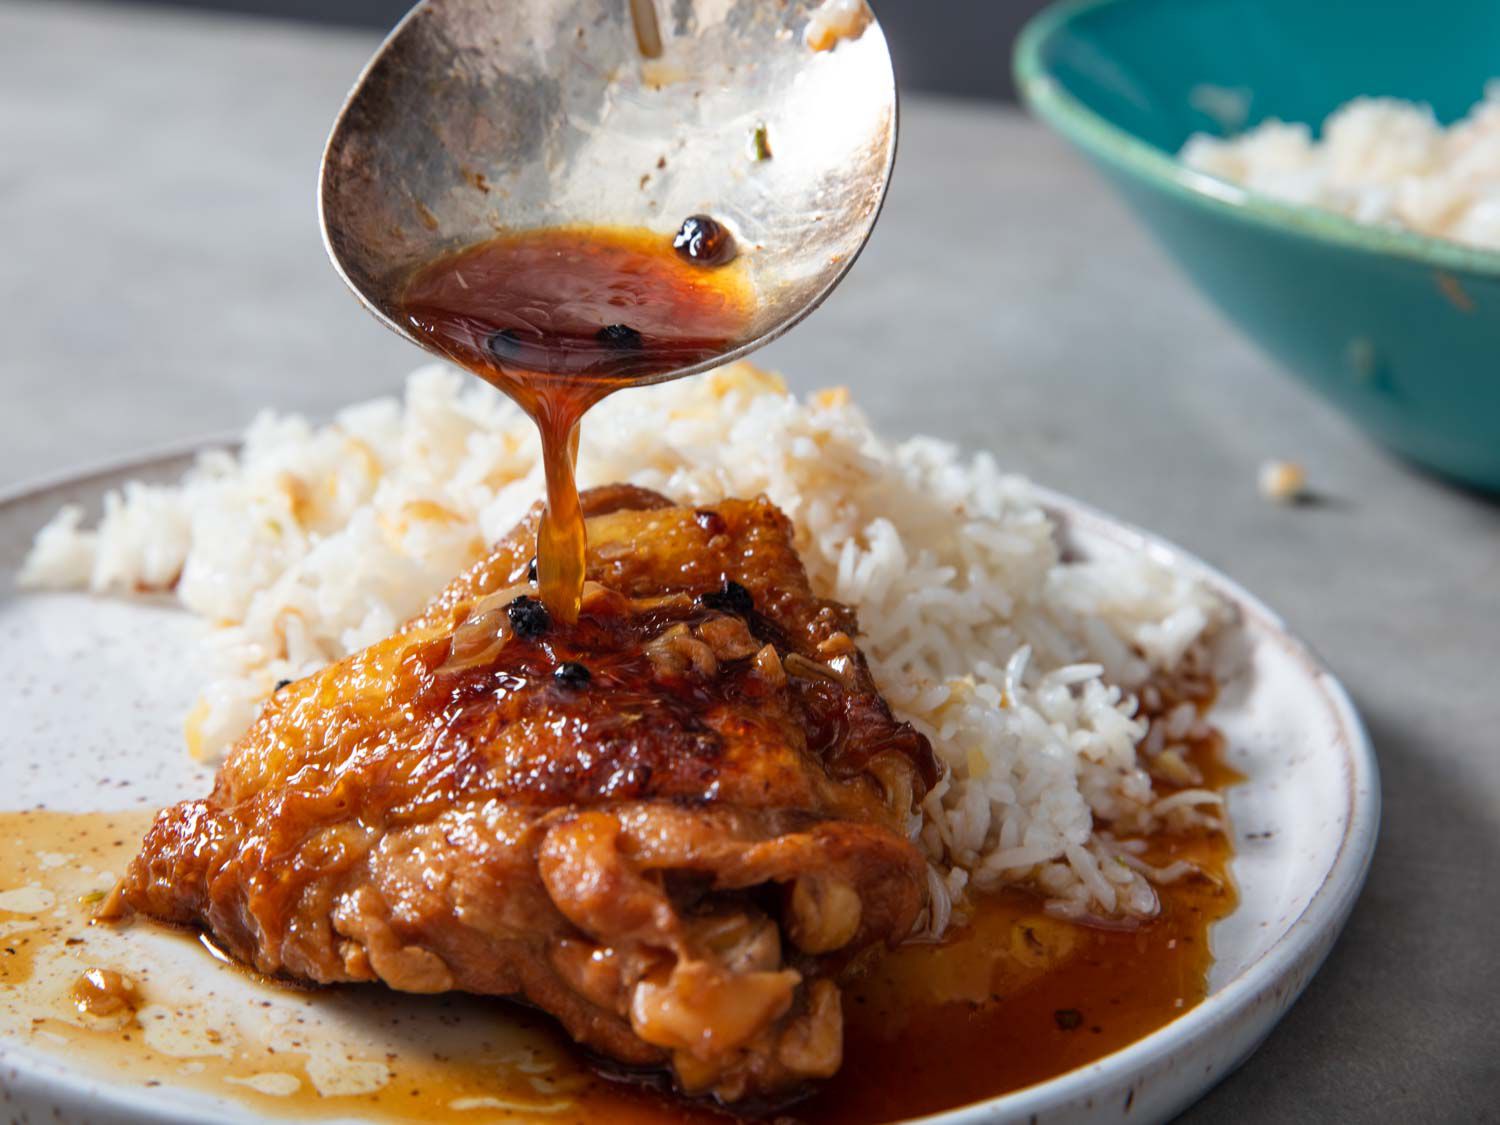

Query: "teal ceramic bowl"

xmin=1014 ymin=0 xmax=1500 ymax=490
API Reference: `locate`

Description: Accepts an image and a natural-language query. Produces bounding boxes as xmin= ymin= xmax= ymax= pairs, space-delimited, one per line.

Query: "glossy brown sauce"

xmin=391 ymin=572 xmax=925 ymax=816
xmin=71 ymin=967 xmax=141 ymax=1018
xmin=400 ymin=225 xmax=753 ymax=624
xmin=802 ymin=745 xmax=1238 ymax=1124
xmin=0 ymin=809 xmax=698 ymax=1124
xmin=0 ymin=734 xmax=1234 ymax=1123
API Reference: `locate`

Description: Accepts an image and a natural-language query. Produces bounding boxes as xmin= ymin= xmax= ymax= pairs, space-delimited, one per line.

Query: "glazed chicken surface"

xmin=121 ymin=486 xmax=936 ymax=1102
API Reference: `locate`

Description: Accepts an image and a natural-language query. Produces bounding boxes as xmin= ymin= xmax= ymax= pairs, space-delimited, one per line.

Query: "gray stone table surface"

xmin=2 ymin=1 xmax=1497 ymax=1121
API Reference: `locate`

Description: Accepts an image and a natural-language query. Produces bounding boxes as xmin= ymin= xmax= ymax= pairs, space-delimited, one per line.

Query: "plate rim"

xmin=0 ymin=450 xmax=1381 ymax=1125
xmin=911 ymin=485 xmax=1380 ymax=1124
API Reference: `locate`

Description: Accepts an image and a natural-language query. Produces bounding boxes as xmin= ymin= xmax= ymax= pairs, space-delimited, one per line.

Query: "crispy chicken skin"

xmin=120 ymin=486 xmax=936 ymax=1102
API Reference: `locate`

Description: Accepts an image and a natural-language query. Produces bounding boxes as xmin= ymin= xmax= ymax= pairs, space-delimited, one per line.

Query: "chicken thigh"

xmin=120 ymin=485 xmax=936 ymax=1102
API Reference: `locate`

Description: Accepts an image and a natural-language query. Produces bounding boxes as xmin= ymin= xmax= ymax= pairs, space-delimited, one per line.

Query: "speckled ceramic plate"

xmin=0 ymin=447 xmax=1378 ymax=1125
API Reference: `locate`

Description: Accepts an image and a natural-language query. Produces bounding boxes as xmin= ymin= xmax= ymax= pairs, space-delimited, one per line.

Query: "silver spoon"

xmin=319 ymin=0 xmax=897 ymax=384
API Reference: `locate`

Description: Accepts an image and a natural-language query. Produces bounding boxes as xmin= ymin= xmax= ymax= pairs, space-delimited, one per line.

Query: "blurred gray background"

xmin=92 ymin=0 xmax=1040 ymax=101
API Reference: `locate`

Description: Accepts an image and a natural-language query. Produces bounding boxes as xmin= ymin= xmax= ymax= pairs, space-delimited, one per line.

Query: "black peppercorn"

xmin=527 ymin=556 xmax=538 ymax=582
xmin=507 ymin=595 xmax=551 ymax=638
xmin=595 ymin=323 xmax=643 ymax=350
xmin=1053 ymin=1009 xmax=1083 ymax=1031
xmin=672 ymin=215 xmax=737 ymax=267
xmin=554 ymin=661 xmax=592 ymax=687
xmin=273 ymin=679 xmax=293 ymax=692
xmin=699 ymin=579 xmax=754 ymax=615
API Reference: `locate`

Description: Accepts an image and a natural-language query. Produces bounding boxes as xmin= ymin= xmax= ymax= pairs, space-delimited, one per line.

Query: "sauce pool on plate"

xmin=0 ymin=735 xmax=1234 ymax=1124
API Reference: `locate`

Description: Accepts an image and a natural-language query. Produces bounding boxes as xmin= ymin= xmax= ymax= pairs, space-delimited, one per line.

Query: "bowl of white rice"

xmin=1015 ymin=0 xmax=1500 ymax=491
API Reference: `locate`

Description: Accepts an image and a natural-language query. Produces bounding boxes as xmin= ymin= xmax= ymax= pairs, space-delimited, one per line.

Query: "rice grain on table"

xmin=21 ymin=363 xmax=1234 ymax=931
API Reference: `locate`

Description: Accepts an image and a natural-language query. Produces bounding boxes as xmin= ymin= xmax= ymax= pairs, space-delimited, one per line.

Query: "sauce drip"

xmin=400 ymin=225 xmax=752 ymax=624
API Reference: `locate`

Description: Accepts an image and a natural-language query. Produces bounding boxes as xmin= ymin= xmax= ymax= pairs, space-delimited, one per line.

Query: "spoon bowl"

xmin=320 ymin=0 xmax=897 ymax=384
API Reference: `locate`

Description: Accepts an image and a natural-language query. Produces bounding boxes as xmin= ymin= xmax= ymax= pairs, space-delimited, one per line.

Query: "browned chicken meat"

xmin=119 ymin=486 xmax=937 ymax=1102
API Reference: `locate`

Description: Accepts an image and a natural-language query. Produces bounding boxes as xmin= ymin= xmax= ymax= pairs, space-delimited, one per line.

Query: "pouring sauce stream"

xmin=400 ymin=223 xmax=752 ymax=622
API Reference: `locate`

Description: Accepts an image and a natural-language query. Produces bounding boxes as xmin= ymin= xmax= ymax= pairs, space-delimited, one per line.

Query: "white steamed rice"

xmin=1182 ymin=83 xmax=1500 ymax=250
xmin=20 ymin=363 xmax=1235 ymax=931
